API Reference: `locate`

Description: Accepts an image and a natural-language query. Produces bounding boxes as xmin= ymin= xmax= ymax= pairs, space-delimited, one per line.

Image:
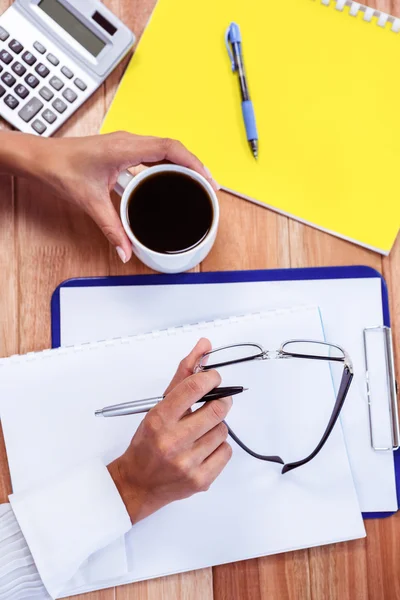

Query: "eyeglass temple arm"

xmin=281 ymin=365 xmax=354 ymax=474
xmin=224 ymin=421 xmax=284 ymax=465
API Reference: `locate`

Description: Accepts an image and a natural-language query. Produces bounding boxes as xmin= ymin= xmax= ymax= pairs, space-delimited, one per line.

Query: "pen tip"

xmin=243 ymin=388 xmax=249 ymax=392
xmin=94 ymin=410 xmax=103 ymax=417
xmin=250 ymin=140 xmax=258 ymax=160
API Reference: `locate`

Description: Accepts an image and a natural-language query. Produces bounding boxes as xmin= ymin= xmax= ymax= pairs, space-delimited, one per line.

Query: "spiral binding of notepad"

xmin=321 ymin=0 xmax=400 ymax=33
xmin=0 ymin=306 xmax=316 ymax=365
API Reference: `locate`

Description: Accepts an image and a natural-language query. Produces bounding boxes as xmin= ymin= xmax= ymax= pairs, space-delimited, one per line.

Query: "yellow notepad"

xmin=102 ymin=0 xmax=400 ymax=254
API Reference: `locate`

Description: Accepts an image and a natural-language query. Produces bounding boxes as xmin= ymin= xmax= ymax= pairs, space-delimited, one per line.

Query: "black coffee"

xmin=127 ymin=172 xmax=213 ymax=254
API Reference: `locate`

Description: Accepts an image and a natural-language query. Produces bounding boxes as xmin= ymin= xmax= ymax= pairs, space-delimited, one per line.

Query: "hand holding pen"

xmin=107 ymin=339 xmax=235 ymax=524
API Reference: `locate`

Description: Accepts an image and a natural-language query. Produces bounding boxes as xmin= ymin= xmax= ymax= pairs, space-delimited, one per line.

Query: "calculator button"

xmin=12 ymin=61 xmax=27 ymax=76
xmin=42 ymin=108 xmax=56 ymax=124
xmin=25 ymin=74 xmax=39 ymax=88
xmin=46 ymin=53 xmax=59 ymax=66
xmin=39 ymin=86 xmax=54 ymax=101
xmin=0 ymin=65 xmax=3 ymax=74
xmin=61 ymin=66 xmax=73 ymax=79
xmin=0 ymin=50 xmax=13 ymax=65
xmin=62 ymin=88 xmax=77 ymax=103
xmin=33 ymin=42 xmax=46 ymax=55
xmin=22 ymin=52 xmax=37 ymax=66
xmin=15 ymin=84 xmax=29 ymax=99
xmin=8 ymin=40 xmax=23 ymax=54
xmin=0 ymin=27 xmax=9 ymax=41
xmin=18 ymin=97 xmax=43 ymax=122
xmin=35 ymin=63 xmax=49 ymax=78
xmin=0 ymin=85 xmax=5 ymax=98
xmin=49 ymin=76 xmax=64 ymax=91
xmin=52 ymin=98 xmax=67 ymax=113
xmin=31 ymin=119 xmax=47 ymax=135
xmin=74 ymin=78 xmax=87 ymax=91
xmin=1 ymin=72 xmax=16 ymax=87
xmin=4 ymin=94 xmax=19 ymax=109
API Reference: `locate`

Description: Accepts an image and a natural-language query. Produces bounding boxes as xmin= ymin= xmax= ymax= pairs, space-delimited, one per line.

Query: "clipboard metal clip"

xmin=364 ymin=326 xmax=399 ymax=452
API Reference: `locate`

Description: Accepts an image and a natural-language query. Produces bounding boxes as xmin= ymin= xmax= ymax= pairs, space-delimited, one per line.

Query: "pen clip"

xmin=225 ymin=22 xmax=241 ymax=72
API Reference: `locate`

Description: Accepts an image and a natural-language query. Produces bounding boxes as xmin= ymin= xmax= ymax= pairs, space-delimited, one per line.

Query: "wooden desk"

xmin=0 ymin=0 xmax=399 ymax=598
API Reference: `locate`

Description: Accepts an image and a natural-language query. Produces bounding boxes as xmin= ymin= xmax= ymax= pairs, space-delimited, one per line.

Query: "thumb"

xmin=87 ymin=195 xmax=132 ymax=263
xmin=164 ymin=338 xmax=212 ymax=395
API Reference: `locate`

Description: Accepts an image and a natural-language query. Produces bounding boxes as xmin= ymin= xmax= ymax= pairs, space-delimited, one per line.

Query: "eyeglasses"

xmin=195 ymin=340 xmax=353 ymax=474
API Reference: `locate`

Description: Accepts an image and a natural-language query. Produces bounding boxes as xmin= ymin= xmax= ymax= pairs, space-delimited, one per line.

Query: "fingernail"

xmin=204 ymin=166 xmax=213 ymax=179
xmin=204 ymin=167 xmax=220 ymax=191
xmin=116 ymin=246 xmax=127 ymax=264
xmin=212 ymin=179 xmax=221 ymax=191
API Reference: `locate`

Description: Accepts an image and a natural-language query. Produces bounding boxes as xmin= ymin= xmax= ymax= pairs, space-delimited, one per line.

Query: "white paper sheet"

xmin=58 ymin=276 xmax=397 ymax=513
xmin=0 ymin=307 xmax=365 ymax=598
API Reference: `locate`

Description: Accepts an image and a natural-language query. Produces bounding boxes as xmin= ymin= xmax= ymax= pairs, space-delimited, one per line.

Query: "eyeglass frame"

xmin=195 ymin=339 xmax=354 ymax=474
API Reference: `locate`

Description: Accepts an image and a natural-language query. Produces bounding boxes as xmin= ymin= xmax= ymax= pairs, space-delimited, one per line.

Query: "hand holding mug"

xmin=7 ymin=131 xmax=219 ymax=264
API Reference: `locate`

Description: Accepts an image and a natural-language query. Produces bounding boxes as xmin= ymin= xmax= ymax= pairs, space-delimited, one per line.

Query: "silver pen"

xmin=95 ymin=387 xmax=248 ymax=418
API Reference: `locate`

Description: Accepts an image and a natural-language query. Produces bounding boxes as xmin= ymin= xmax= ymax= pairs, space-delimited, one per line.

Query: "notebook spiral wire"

xmin=320 ymin=0 xmax=400 ymax=32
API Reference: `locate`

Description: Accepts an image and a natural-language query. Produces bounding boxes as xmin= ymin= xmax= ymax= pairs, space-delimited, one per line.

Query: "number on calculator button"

xmin=0 ymin=50 xmax=12 ymax=65
xmin=52 ymin=98 xmax=67 ymax=113
xmin=4 ymin=94 xmax=19 ymax=109
xmin=31 ymin=119 xmax=47 ymax=135
xmin=1 ymin=72 xmax=16 ymax=87
xmin=22 ymin=52 xmax=36 ymax=66
xmin=42 ymin=108 xmax=56 ymax=124
xmin=9 ymin=40 xmax=23 ymax=54
xmin=12 ymin=62 xmax=27 ymax=76
xmin=35 ymin=63 xmax=49 ymax=78
xmin=25 ymin=74 xmax=39 ymax=88
xmin=15 ymin=84 xmax=29 ymax=99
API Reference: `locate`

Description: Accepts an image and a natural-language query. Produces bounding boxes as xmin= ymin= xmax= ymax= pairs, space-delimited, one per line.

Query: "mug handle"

xmin=114 ymin=170 xmax=134 ymax=196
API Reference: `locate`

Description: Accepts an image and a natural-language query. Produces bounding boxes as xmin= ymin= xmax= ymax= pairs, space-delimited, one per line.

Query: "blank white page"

xmin=0 ymin=307 xmax=365 ymax=598
xmin=58 ymin=276 xmax=398 ymax=513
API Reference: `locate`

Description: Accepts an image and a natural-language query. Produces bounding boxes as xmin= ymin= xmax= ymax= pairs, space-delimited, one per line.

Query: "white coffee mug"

xmin=115 ymin=165 xmax=219 ymax=274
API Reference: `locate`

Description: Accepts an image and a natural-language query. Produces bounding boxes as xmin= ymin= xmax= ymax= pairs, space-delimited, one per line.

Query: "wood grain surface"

xmin=0 ymin=1 xmax=399 ymax=599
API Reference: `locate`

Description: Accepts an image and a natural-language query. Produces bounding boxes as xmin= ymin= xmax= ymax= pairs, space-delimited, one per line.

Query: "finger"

xmin=190 ymin=422 xmax=229 ymax=465
xmin=164 ymin=338 xmax=212 ymax=395
xmin=159 ymin=369 xmax=221 ymax=421
xmin=198 ymin=442 xmax=233 ymax=489
xmin=86 ymin=195 xmax=132 ymax=263
xmin=117 ymin=134 xmax=220 ymax=192
xmin=179 ymin=395 xmax=233 ymax=442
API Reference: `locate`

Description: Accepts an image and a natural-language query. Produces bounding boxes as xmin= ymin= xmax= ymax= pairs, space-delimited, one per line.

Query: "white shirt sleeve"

xmin=7 ymin=459 xmax=132 ymax=599
xmin=0 ymin=503 xmax=49 ymax=599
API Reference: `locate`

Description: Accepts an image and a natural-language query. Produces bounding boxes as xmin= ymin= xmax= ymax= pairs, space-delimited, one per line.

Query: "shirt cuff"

xmin=9 ymin=459 xmax=132 ymax=599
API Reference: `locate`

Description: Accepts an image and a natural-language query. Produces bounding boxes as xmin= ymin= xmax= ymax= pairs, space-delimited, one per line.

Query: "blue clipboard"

xmin=51 ymin=265 xmax=399 ymax=520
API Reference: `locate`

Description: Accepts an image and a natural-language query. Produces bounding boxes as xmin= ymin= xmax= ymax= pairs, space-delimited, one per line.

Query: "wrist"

xmin=0 ymin=131 xmax=50 ymax=181
xmin=107 ymin=457 xmax=151 ymax=525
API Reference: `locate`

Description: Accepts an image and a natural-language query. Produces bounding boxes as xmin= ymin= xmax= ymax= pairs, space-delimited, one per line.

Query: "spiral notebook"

xmin=0 ymin=307 xmax=365 ymax=597
xmin=102 ymin=0 xmax=400 ymax=254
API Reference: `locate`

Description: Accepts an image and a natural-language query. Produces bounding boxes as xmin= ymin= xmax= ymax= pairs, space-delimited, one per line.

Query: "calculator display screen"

xmin=38 ymin=0 xmax=106 ymax=57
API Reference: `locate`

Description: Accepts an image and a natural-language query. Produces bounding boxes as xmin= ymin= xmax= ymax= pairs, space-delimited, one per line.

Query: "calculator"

xmin=0 ymin=0 xmax=135 ymax=136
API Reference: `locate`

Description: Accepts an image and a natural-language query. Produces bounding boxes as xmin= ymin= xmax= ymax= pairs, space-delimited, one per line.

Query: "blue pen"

xmin=225 ymin=22 xmax=258 ymax=159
